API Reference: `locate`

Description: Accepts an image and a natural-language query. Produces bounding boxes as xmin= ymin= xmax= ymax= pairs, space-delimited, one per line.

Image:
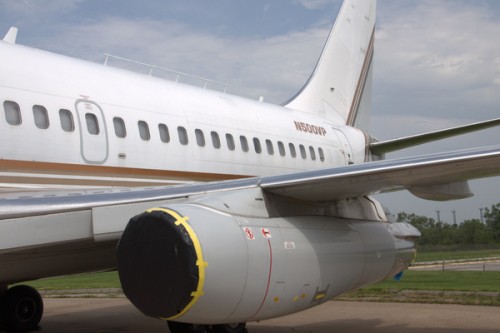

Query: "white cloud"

xmin=294 ymin=0 xmax=340 ymax=10
xmin=0 ymin=0 xmax=84 ymax=16
xmin=374 ymin=0 xmax=500 ymax=121
xmin=34 ymin=16 xmax=329 ymax=104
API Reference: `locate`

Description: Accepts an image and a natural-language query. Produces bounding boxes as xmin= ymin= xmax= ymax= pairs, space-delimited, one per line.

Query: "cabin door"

xmin=75 ymin=99 xmax=109 ymax=164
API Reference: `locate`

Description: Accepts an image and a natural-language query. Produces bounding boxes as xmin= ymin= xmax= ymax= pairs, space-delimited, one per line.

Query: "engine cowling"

xmin=117 ymin=203 xmax=417 ymax=324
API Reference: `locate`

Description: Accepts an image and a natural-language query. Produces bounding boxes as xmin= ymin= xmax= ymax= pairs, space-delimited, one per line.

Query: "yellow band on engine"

xmin=314 ymin=293 xmax=326 ymax=300
xmin=147 ymin=208 xmax=207 ymax=321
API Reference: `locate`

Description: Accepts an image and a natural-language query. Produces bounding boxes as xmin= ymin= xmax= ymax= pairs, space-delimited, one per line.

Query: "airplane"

xmin=1 ymin=0 xmax=500 ymax=332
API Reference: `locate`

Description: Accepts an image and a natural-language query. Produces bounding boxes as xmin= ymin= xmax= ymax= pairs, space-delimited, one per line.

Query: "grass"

xmin=19 ymin=249 xmax=500 ymax=306
xmin=23 ymin=271 xmax=121 ymax=291
xmin=415 ymin=248 xmax=500 ymax=262
xmin=25 ymin=270 xmax=500 ymax=306
xmin=363 ymin=270 xmax=500 ymax=292
xmin=24 ymin=270 xmax=500 ymax=293
xmin=340 ymin=271 xmax=500 ymax=306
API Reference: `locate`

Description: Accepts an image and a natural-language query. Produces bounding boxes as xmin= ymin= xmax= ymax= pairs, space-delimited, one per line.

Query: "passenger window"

xmin=319 ymin=148 xmax=325 ymax=162
xmin=277 ymin=141 xmax=285 ymax=156
xmin=178 ymin=126 xmax=188 ymax=145
xmin=299 ymin=144 xmax=307 ymax=159
xmin=253 ymin=138 xmax=262 ymax=154
xmin=33 ymin=105 xmax=49 ymax=129
xmin=266 ymin=139 xmax=274 ymax=155
xmin=59 ymin=109 xmax=74 ymax=132
xmin=85 ymin=113 xmax=99 ymax=135
xmin=113 ymin=117 xmax=126 ymax=138
xmin=309 ymin=146 xmax=316 ymax=160
xmin=3 ymin=101 xmax=22 ymax=125
xmin=211 ymin=131 xmax=221 ymax=149
xmin=289 ymin=143 xmax=297 ymax=158
xmin=159 ymin=124 xmax=170 ymax=143
xmin=226 ymin=134 xmax=235 ymax=151
xmin=138 ymin=121 xmax=150 ymax=141
xmin=195 ymin=129 xmax=205 ymax=147
xmin=240 ymin=136 xmax=249 ymax=152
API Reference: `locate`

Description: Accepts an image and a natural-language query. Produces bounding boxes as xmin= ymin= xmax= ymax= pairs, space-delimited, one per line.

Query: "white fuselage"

xmin=0 ymin=41 xmax=367 ymax=189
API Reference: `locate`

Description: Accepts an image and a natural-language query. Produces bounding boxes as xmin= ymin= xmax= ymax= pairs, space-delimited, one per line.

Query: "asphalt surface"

xmin=39 ymin=298 xmax=500 ymax=333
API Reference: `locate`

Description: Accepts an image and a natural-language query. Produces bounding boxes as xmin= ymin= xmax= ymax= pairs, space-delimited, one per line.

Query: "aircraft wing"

xmin=2 ymin=145 xmax=500 ymax=222
xmin=263 ymin=145 xmax=500 ymax=202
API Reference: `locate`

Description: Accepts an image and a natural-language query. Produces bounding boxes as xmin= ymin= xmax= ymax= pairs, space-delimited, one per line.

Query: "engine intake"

xmin=117 ymin=208 xmax=205 ymax=319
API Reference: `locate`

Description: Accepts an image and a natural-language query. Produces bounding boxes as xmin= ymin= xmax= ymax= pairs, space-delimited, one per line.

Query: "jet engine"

xmin=117 ymin=196 xmax=418 ymax=325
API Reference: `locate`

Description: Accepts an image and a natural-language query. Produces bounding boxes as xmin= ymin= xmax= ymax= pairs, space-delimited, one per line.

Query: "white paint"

xmin=0 ymin=38 xmax=368 ymax=187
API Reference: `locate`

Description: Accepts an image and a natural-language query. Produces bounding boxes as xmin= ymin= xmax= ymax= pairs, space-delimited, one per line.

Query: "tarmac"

xmin=40 ymin=298 xmax=500 ymax=333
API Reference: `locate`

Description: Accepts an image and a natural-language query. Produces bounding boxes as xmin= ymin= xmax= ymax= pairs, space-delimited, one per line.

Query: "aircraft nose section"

xmin=117 ymin=208 xmax=201 ymax=319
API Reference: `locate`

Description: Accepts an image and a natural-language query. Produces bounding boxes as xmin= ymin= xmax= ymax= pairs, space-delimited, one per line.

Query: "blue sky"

xmin=1 ymin=0 xmax=499 ymax=222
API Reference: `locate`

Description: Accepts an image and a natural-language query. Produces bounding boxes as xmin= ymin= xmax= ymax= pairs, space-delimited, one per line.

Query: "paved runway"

xmin=40 ymin=298 xmax=500 ymax=333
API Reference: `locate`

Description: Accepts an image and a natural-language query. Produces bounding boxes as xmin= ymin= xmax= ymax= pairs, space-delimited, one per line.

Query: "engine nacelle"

xmin=117 ymin=203 xmax=416 ymax=324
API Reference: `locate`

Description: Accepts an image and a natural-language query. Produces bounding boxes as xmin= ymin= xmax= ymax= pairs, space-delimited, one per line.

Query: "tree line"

xmin=396 ymin=203 xmax=500 ymax=250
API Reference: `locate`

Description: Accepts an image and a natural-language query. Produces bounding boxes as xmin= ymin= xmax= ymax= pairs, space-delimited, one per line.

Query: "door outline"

xmin=332 ymin=128 xmax=353 ymax=165
xmin=75 ymin=99 xmax=109 ymax=164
